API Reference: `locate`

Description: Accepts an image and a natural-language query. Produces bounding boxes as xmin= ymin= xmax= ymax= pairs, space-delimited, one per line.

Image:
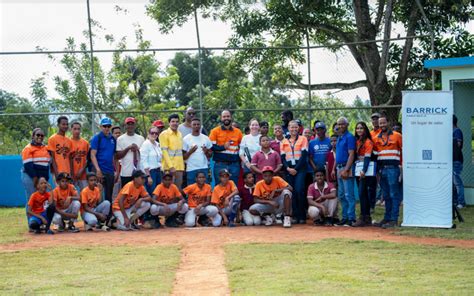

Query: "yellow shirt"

xmin=159 ymin=128 xmax=185 ymax=171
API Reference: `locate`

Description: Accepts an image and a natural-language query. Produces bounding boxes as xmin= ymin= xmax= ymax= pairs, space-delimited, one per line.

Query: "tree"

xmin=146 ymin=0 xmax=473 ymax=121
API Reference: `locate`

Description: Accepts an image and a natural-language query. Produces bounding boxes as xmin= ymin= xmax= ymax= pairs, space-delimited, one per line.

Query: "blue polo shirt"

xmin=336 ymin=131 xmax=356 ymax=165
xmin=309 ymin=137 xmax=331 ymax=168
xmin=90 ymin=132 xmax=116 ymax=174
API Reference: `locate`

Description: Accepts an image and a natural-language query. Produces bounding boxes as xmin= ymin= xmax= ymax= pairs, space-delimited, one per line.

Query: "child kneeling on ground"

xmin=52 ymin=172 xmax=81 ymax=233
xmin=307 ymin=168 xmax=337 ymax=226
xmin=81 ymin=172 xmax=111 ymax=231
xmin=27 ymin=177 xmax=55 ymax=235
xmin=150 ymin=173 xmax=189 ymax=227
xmin=208 ymin=169 xmax=241 ymax=227
xmin=183 ymin=172 xmax=216 ymax=227
xmin=112 ymin=170 xmax=152 ymax=231
xmin=249 ymin=166 xmax=293 ymax=228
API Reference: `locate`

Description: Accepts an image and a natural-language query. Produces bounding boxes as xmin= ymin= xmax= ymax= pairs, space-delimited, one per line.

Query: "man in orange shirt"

xmin=373 ymin=116 xmax=403 ymax=229
xmin=150 ymin=173 xmax=189 ymax=227
xmin=183 ymin=172 xmax=217 ymax=227
xmin=70 ymin=122 xmax=90 ymax=192
xmin=112 ymin=170 xmax=152 ymax=231
xmin=51 ymin=172 xmax=81 ymax=232
xmin=81 ymin=172 xmax=111 ymax=231
xmin=27 ymin=177 xmax=55 ymax=234
xmin=208 ymin=169 xmax=240 ymax=227
xmin=250 ymin=166 xmax=293 ymax=228
xmin=48 ymin=116 xmax=72 ymax=179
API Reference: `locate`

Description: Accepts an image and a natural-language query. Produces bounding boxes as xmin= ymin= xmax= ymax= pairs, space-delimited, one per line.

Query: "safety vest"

xmin=373 ymin=130 xmax=402 ymax=166
xmin=280 ymin=136 xmax=308 ymax=165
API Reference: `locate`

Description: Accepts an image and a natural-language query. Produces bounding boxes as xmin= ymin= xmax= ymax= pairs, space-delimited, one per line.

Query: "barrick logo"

xmin=406 ymin=107 xmax=447 ymax=114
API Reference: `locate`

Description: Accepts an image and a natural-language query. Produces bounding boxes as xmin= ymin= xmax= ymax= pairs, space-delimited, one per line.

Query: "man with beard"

xmin=209 ymin=110 xmax=243 ymax=186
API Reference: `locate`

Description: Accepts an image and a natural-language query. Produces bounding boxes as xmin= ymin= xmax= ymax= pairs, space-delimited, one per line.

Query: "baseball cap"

xmin=56 ymin=172 xmax=72 ymax=181
xmin=152 ymin=120 xmax=165 ymax=128
xmin=132 ymin=170 xmax=146 ymax=179
xmin=99 ymin=117 xmax=112 ymax=126
xmin=162 ymin=172 xmax=173 ymax=179
xmin=314 ymin=122 xmax=326 ymax=130
xmin=295 ymin=119 xmax=303 ymax=126
xmin=124 ymin=117 xmax=136 ymax=124
xmin=260 ymin=121 xmax=269 ymax=127
xmin=219 ymin=169 xmax=231 ymax=177
xmin=371 ymin=112 xmax=381 ymax=119
xmin=261 ymin=166 xmax=274 ymax=174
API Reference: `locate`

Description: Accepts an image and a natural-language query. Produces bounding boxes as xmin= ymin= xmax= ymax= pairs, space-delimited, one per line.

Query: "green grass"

xmin=226 ymin=239 xmax=474 ymax=295
xmin=0 ymin=245 xmax=180 ymax=294
xmin=0 ymin=207 xmax=28 ymax=244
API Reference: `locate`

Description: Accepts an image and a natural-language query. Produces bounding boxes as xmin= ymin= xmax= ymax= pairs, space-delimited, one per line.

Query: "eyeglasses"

xmin=150 ymin=132 xmax=158 ymax=135
xmin=126 ymin=122 xmax=135 ymax=125
xmin=102 ymin=125 xmax=111 ymax=128
xmin=35 ymin=134 xmax=45 ymax=138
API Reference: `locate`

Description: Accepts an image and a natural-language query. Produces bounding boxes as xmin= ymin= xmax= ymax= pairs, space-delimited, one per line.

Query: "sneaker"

xmin=46 ymin=229 xmax=55 ymax=235
xmin=84 ymin=224 xmax=93 ymax=231
xmin=175 ymin=214 xmax=185 ymax=225
xmin=275 ymin=214 xmax=283 ymax=225
xmin=264 ymin=215 xmax=273 ymax=226
xmin=345 ymin=220 xmax=356 ymax=227
xmin=382 ymin=221 xmax=397 ymax=229
xmin=68 ymin=222 xmax=80 ymax=233
xmin=335 ymin=219 xmax=348 ymax=227
xmin=283 ymin=216 xmax=291 ymax=228
xmin=352 ymin=217 xmax=368 ymax=227
xmin=100 ymin=225 xmax=110 ymax=232
xmin=457 ymin=204 xmax=464 ymax=209
xmin=313 ymin=219 xmax=325 ymax=226
xmin=373 ymin=219 xmax=389 ymax=227
xmin=130 ymin=223 xmax=140 ymax=231
xmin=324 ymin=217 xmax=334 ymax=226
xmin=116 ymin=224 xmax=130 ymax=231
xmin=165 ymin=219 xmax=179 ymax=228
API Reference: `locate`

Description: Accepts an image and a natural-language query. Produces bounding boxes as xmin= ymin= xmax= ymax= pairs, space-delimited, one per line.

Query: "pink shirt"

xmin=307 ymin=182 xmax=336 ymax=201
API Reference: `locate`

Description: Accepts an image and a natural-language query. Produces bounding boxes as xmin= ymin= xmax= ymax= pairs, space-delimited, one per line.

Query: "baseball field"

xmin=1 ymin=206 xmax=473 ymax=295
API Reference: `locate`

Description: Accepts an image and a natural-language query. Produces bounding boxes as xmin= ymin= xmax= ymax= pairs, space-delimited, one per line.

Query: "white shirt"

xmin=183 ymin=133 xmax=212 ymax=171
xmin=239 ymin=134 xmax=261 ymax=163
xmin=116 ymin=133 xmax=145 ymax=177
xmin=140 ymin=139 xmax=162 ymax=171
xmin=179 ymin=123 xmax=204 ymax=138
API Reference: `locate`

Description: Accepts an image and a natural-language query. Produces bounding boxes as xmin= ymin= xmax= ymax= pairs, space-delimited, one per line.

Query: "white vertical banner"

xmin=402 ymin=91 xmax=453 ymax=228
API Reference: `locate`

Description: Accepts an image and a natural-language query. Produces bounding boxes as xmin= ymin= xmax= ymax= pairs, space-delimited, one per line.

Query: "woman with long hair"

xmin=352 ymin=121 xmax=376 ymax=227
xmin=140 ymin=126 xmax=162 ymax=195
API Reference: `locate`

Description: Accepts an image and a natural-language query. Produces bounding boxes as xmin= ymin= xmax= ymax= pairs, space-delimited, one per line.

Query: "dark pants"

xmin=286 ymin=170 xmax=307 ymax=221
xmin=368 ymin=176 xmax=378 ymax=209
xmin=102 ymin=173 xmax=115 ymax=203
xmin=121 ymin=176 xmax=133 ymax=189
xmin=357 ymin=176 xmax=376 ymax=217
xmin=28 ymin=205 xmax=55 ymax=231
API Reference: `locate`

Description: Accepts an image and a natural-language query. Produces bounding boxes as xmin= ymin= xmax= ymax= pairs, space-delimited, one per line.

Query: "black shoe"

xmin=313 ymin=219 xmax=325 ymax=226
xmin=345 ymin=220 xmax=356 ymax=227
xmin=175 ymin=214 xmax=185 ymax=225
xmin=382 ymin=221 xmax=397 ymax=229
xmin=335 ymin=219 xmax=348 ymax=227
xmin=324 ymin=217 xmax=334 ymax=226
xmin=153 ymin=216 xmax=162 ymax=229
xmin=165 ymin=218 xmax=179 ymax=228
xmin=130 ymin=223 xmax=140 ymax=231
xmin=198 ymin=215 xmax=212 ymax=227
xmin=373 ymin=219 xmax=389 ymax=227
xmin=33 ymin=229 xmax=41 ymax=234
xmin=68 ymin=222 xmax=80 ymax=233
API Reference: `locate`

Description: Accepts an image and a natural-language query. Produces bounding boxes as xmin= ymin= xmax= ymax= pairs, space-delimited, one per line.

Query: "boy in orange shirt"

xmin=112 ymin=170 xmax=152 ymax=231
xmin=81 ymin=172 xmax=111 ymax=231
xmin=150 ymin=173 xmax=189 ymax=227
xmin=70 ymin=122 xmax=90 ymax=191
xmin=183 ymin=172 xmax=217 ymax=227
xmin=27 ymin=177 xmax=55 ymax=234
xmin=51 ymin=172 xmax=81 ymax=232
xmin=47 ymin=116 xmax=72 ymax=179
xmin=250 ymin=166 xmax=293 ymax=228
xmin=209 ymin=169 xmax=241 ymax=227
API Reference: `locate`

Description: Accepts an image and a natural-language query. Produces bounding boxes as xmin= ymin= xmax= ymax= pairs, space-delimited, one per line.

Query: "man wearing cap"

xmin=178 ymin=107 xmax=206 ymax=138
xmin=152 ymin=120 xmax=166 ymax=140
xmin=259 ymin=121 xmax=270 ymax=137
xmin=159 ymin=114 xmax=185 ymax=189
xmin=90 ymin=117 xmax=117 ymax=205
xmin=250 ymin=166 xmax=293 ymax=227
xmin=309 ymin=122 xmax=331 ymax=172
xmin=370 ymin=112 xmax=381 ymax=138
xmin=209 ymin=110 xmax=243 ymax=186
xmin=116 ymin=117 xmax=145 ymax=187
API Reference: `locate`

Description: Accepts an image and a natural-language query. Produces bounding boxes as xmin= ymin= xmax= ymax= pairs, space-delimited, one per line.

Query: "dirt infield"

xmin=2 ymin=225 xmax=473 ymax=295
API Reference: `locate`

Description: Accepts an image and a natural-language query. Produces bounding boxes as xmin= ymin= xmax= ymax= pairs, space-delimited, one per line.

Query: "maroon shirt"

xmin=238 ymin=184 xmax=255 ymax=211
xmin=251 ymin=149 xmax=282 ymax=181
xmin=270 ymin=139 xmax=282 ymax=154
xmin=307 ymin=181 xmax=336 ymax=201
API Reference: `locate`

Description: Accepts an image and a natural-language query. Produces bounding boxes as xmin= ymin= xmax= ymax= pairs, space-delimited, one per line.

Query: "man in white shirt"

xmin=116 ymin=117 xmax=145 ymax=188
xmin=183 ymin=118 xmax=212 ymax=186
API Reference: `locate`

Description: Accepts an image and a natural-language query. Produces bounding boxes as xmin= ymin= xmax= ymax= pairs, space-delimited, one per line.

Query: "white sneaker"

xmin=283 ymin=216 xmax=291 ymax=228
xmin=457 ymin=204 xmax=464 ymax=209
xmin=84 ymin=224 xmax=93 ymax=231
xmin=100 ymin=225 xmax=110 ymax=232
xmin=275 ymin=214 xmax=283 ymax=224
xmin=116 ymin=224 xmax=130 ymax=231
xmin=264 ymin=215 xmax=273 ymax=226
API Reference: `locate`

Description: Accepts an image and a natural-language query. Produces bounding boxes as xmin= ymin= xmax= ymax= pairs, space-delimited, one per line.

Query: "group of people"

xmin=23 ymin=107 xmax=409 ymax=234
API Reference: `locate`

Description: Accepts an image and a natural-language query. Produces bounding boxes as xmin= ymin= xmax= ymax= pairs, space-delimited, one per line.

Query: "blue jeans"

xmin=379 ymin=166 xmax=401 ymax=222
xmin=213 ymin=161 xmax=240 ymax=187
xmin=21 ymin=171 xmax=36 ymax=206
xmin=453 ymin=161 xmax=465 ymax=206
xmin=337 ymin=170 xmax=356 ymax=221
xmin=286 ymin=170 xmax=307 ymax=221
xmin=187 ymin=168 xmax=209 ymax=187
xmin=145 ymin=168 xmax=161 ymax=196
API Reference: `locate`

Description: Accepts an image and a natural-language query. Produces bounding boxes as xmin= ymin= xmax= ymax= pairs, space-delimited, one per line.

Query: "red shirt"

xmin=251 ymin=149 xmax=282 ymax=181
xmin=270 ymin=139 xmax=283 ymax=154
xmin=238 ymin=184 xmax=255 ymax=211
xmin=326 ymin=151 xmax=336 ymax=183
xmin=307 ymin=182 xmax=336 ymax=201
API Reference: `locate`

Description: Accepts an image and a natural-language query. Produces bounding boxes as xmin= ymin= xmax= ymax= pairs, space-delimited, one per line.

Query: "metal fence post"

xmin=194 ymin=4 xmax=204 ymax=123
xmin=86 ymin=0 xmax=96 ymax=134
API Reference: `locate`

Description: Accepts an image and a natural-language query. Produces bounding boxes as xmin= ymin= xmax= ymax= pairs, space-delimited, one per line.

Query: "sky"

xmin=1 ymin=1 xmax=472 ymax=107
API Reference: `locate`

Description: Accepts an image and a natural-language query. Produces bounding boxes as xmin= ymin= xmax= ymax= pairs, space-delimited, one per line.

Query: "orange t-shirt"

xmin=211 ymin=181 xmax=237 ymax=208
xmin=153 ymin=183 xmax=182 ymax=204
xmin=356 ymin=139 xmax=374 ymax=160
xmin=81 ymin=186 xmax=101 ymax=213
xmin=183 ymin=183 xmax=212 ymax=208
xmin=47 ymin=134 xmax=72 ymax=174
xmin=71 ymin=138 xmax=90 ymax=180
xmin=112 ymin=182 xmax=148 ymax=211
xmin=254 ymin=176 xmax=289 ymax=200
xmin=28 ymin=191 xmax=50 ymax=214
xmin=53 ymin=184 xmax=78 ymax=210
